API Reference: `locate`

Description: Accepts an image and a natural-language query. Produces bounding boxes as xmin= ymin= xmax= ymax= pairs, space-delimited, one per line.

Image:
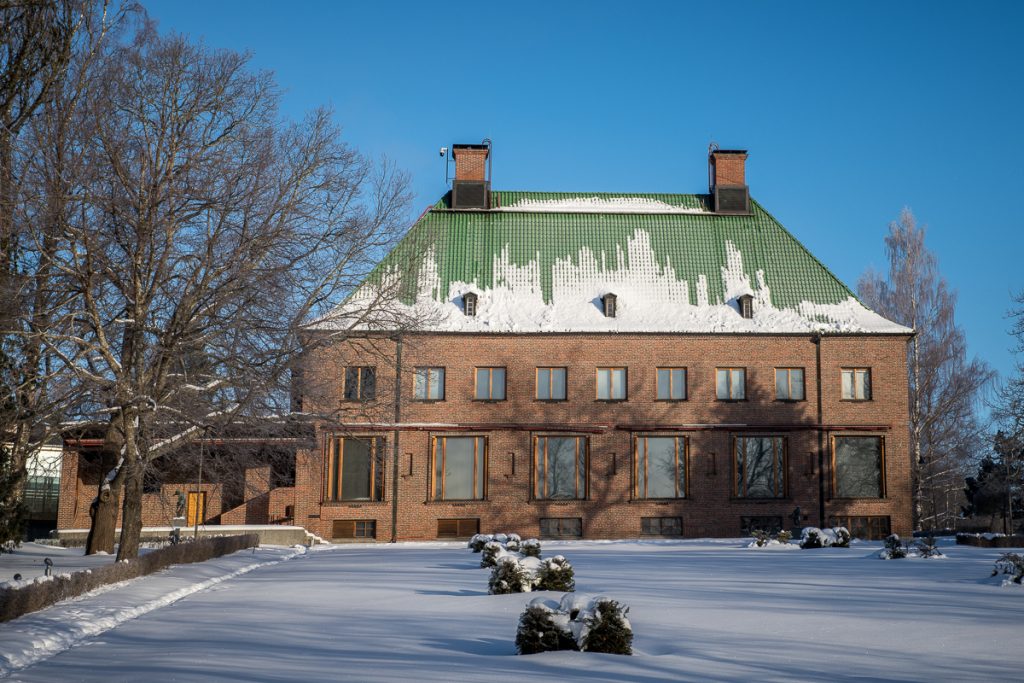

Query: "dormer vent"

xmin=709 ymin=148 xmax=751 ymax=215
xmin=451 ymin=142 xmax=492 ymax=210
xmin=602 ymin=293 xmax=617 ymax=318
xmin=463 ymin=292 xmax=478 ymax=317
xmin=737 ymin=294 xmax=754 ymax=319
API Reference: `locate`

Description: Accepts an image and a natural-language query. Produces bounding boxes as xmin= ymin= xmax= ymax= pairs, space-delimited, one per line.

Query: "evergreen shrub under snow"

xmin=480 ymin=541 xmax=505 ymax=568
xmin=992 ymin=553 xmax=1024 ymax=585
xmin=488 ymin=556 xmax=533 ymax=595
xmin=521 ymin=538 xmax=542 ymax=558
xmin=515 ymin=594 xmax=632 ymax=656
xmin=879 ymin=534 xmax=908 ymax=559
xmin=748 ymin=529 xmax=796 ymax=549
xmin=877 ymin=534 xmax=946 ymax=560
xmin=799 ymin=526 xmax=851 ymax=549
xmin=534 ymin=555 xmax=576 ymax=592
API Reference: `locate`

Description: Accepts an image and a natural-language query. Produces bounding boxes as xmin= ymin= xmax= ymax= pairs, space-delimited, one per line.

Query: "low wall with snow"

xmin=53 ymin=525 xmax=314 ymax=547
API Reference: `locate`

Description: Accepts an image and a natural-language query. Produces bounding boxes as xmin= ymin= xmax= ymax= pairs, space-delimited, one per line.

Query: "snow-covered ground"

xmin=1 ymin=538 xmax=1022 ymax=682
xmin=0 ymin=543 xmax=156 ymax=585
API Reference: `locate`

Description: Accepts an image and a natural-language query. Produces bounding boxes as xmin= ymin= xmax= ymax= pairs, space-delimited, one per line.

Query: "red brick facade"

xmin=295 ymin=332 xmax=912 ymax=542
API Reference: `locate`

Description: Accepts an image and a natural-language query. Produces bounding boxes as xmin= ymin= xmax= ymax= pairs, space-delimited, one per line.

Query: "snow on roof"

xmin=494 ymin=196 xmax=711 ymax=214
xmin=317 ymin=231 xmax=911 ymax=334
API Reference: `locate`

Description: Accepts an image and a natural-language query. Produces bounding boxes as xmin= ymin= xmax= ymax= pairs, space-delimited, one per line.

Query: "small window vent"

xmin=715 ymin=185 xmax=750 ymax=214
xmin=602 ymin=293 xmax=617 ymax=318
xmin=452 ymin=180 xmax=490 ymax=209
xmin=737 ymin=294 xmax=754 ymax=319
xmin=463 ymin=292 xmax=478 ymax=317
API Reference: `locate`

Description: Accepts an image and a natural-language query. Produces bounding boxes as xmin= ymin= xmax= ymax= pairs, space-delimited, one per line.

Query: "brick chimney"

xmin=451 ymin=142 xmax=491 ymax=209
xmin=708 ymin=148 xmax=750 ymax=214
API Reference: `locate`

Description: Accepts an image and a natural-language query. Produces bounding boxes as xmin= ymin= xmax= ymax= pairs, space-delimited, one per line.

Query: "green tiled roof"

xmin=375 ymin=191 xmax=855 ymax=310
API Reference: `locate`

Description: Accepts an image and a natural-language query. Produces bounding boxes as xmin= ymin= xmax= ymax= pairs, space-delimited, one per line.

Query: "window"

xmin=413 ymin=367 xmax=445 ymax=400
xmin=344 ymin=366 xmax=377 ymax=401
xmin=641 ymin=517 xmax=683 ymax=537
xmin=325 ymin=436 xmax=384 ymax=502
xmin=734 ymin=436 xmax=786 ymax=498
xmin=474 ymin=367 xmax=506 ymax=400
xmin=841 ymin=368 xmax=871 ymax=400
xmin=775 ymin=368 xmax=804 ymax=401
xmin=656 ymin=368 xmax=687 ymax=400
xmin=602 ymin=293 xmax=617 ymax=318
xmin=833 ymin=436 xmax=884 ymax=498
xmin=332 ymin=519 xmax=376 ymax=540
xmin=437 ymin=518 xmax=480 ymax=538
xmin=634 ymin=435 xmax=687 ymax=499
xmin=431 ymin=436 xmax=486 ymax=500
xmin=596 ymin=367 xmax=627 ymax=400
xmin=740 ymin=515 xmax=784 ymax=535
xmin=828 ymin=515 xmax=891 ymax=541
xmin=463 ymin=292 xmax=478 ymax=317
xmin=540 ymin=517 xmax=582 ymax=538
xmin=738 ymin=294 xmax=754 ymax=319
xmin=534 ymin=436 xmax=588 ymax=500
xmin=536 ymin=367 xmax=567 ymax=401
xmin=716 ymin=368 xmax=746 ymax=400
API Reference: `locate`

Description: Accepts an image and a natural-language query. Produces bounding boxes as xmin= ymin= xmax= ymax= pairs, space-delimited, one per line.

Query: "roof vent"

xmin=463 ymin=292 xmax=478 ymax=317
xmin=709 ymin=148 xmax=751 ymax=215
xmin=602 ymin=293 xmax=617 ymax=318
xmin=451 ymin=142 xmax=492 ymax=210
xmin=737 ymin=294 xmax=754 ymax=319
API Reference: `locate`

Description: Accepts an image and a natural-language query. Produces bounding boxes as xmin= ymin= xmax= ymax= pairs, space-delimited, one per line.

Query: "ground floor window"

xmin=734 ymin=436 xmax=786 ymax=498
xmin=740 ymin=515 xmax=784 ymax=535
xmin=832 ymin=436 xmax=884 ymax=498
xmin=534 ymin=435 xmax=588 ymax=500
xmin=540 ymin=517 xmax=582 ymax=538
xmin=437 ymin=518 xmax=480 ymax=539
xmin=431 ymin=436 xmax=486 ymax=500
xmin=325 ymin=436 xmax=385 ymax=502
xmin=634 ymin=435 xmax=687 ymax=499
xmin=332 ymin=519 xmax=376 ymax=540
xmin=828 ymin=515 xmax=891 ymax=540
xmin=641 ymin=516 xmax=683 ymax=537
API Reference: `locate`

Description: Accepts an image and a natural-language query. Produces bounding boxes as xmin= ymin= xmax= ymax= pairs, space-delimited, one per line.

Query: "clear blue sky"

xmin=145 ymin=0 xmax=1023 ymax=382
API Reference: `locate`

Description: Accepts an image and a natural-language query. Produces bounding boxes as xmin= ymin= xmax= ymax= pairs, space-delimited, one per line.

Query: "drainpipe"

xmin=390 ymin=336 xmax=403 ymax=543
xmin=813 ymin=332 xmax=826 ymax=527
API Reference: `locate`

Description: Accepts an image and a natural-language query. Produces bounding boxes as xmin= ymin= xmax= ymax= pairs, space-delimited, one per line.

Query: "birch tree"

xmin=46 ymin=21 xmax=410 ymax=559
xmin=858 ymin=208 xmax=994 ymax=530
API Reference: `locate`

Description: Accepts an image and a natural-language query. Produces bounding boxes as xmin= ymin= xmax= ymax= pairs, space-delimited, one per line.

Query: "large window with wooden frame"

xmin=832 ymin=435 xmax=884 ymax=498
xmin=324 ymin=436 xmax=384 ymax=502
xmin=474 ymin=367 xmax=506 ymax=401
xmin=536 ymin=367 xmax=567 ymax=401
xmin=437 ymin=518 xmax=480 ymax=538
xmin=656 ymin=368 xmax=687 ymax=401
xmin=716 ymin=367 xmax=746 ymax=400
xmin=734 ymin=436 xmax=786 ymax=498
xmin=775 ymin=368 xmax=804 ymax=401
xmin=828 ymin=515 xmax=891 ymax=540
xmin=534 ymin=435 xmax=588 ymax=500
xmin=413 ymin=367 xmax=445 ymax=400
xmin=634 ymin=435 xmax=687 ymax=499
xmin=596 ymin=367 xmax=627 ymax=401
xmin=343 ymin=366 xmax=377 ymax=401
xmin=431 ymin=436 xmax=486 ymax=500
xmin=841 ymin=368 xmax=871 ymax=400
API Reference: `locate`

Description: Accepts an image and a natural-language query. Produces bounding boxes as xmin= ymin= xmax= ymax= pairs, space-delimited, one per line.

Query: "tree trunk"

xmin=85 ymin=451 xmax=121 ymax=555
xmin=116 ymin=455 xmax=144 ymax=561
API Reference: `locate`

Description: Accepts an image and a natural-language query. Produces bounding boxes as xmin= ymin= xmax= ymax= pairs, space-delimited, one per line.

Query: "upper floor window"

xmin=656 ymin=368 xmax=687 ymax=401
xmin=534 ymin=435 xmax=588 ymax=500
xmin=738 ymin=294 xmax=754 ymax=319
xmin=596 ymin=367 xmax=627 ymax=401
xmin=602 ymin=293 xmax=617 ymax=318
xmin=833 ymin=435 xmax=884 ymax=498
xmin=431 ymin=436 xmax=486 ymax=500
xmin=463 ymin=292 xmax=478 ymax=317
xmin=841 ymin=368 xmax=871 ymax=400
xmin=413 ymin=367 xmax=445 ymax=400
xmin=325 ymin=436 xmax=384 ymax=502
xmin=716 ymin=367 xmax=746 ymax=400
xmin=536 ymin=367 xmax=567 ymax=401
xmin=775 ymin=368 xmax=804 ymax=401
xmin=344 ymin=366 xmax=376 ymax=401
xmin=734 ymin=436 xmax=786 ymax=498
xmin=474 ymin=367 xmax=506 ymax=401
xmin=634 ymin=435 xmax=687 ymax=499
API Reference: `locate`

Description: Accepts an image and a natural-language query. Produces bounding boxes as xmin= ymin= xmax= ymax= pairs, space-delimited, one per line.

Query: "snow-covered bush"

xmin=800 ymin=527 xmax=850 ymax=549
xmin=505 ymin=534 xmax=522 ymax=553
xmin=515 ymin=600 xmax=576 ymax=654
xmin=776 ymin=530 xmax=792 ymax=544
xmin=488 ymin=556 xmax=533 ymax=594
xmin=992 ymin=553 xmax=1024 ymax=585
xmin=521 ymin=538 xmax=541 ymax=558
xmin=750 ymin=529 xmax=772 ymax=547
xmin=915 ymin=536 xmax=944 ymax=558
xmin=830 ymin=527 xmax=851 ymax=548
xmin=534 ymin=555 xmax=575 ymax=592
xmin=468 ymin=534 xmax=492 ymax=553
xmin=747 ymin=529 xmax=796 ymax=549
xmin=879 ymin=534 xmax=908 ymax=559
xmin=516 ymin=595 xmax=633 ymax=656
xmin=480 ymin=540 xmax=505 ymax=568
xmin=800 ymin=527 xmax=824 ymax=549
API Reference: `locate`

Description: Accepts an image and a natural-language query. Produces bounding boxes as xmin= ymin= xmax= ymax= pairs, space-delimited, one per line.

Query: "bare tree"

xmin=989 ymin=291 xmax=1024 ymax=534
xmin=858 ymin=208 xmax=994 ymax=530
xmin=41 ymin=20 xmax=411 ymax=559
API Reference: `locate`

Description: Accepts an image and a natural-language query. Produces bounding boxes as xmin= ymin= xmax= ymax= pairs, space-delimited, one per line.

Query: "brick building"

xmin=299 ymin=144 xmax=913 ymax=542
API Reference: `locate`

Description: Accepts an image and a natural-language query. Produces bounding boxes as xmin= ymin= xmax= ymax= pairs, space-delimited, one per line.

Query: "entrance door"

xmin=186 ymin=491 xmax=206 ymax=526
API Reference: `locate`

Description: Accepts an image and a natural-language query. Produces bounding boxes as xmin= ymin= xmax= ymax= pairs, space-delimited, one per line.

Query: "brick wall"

xmin=298 ymin=332 xmax=912 ymax=541
xmin=712 ymin=152 xmax=747 ymax=187
xmin=453 ymin=148 xmax=487 ymax=181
